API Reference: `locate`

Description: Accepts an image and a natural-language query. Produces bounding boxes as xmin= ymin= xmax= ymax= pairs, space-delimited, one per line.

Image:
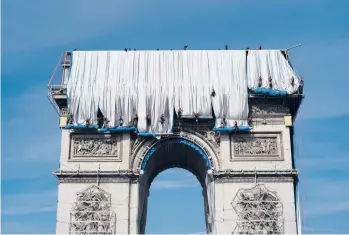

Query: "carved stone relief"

xmin=231 ymin=184 xmax=284 ymax=235
xmin=234 ymin=137 xmax=278 ymax=155
xmin=131 ymin=138 xmax=144 ymax=155
xmin=206 ymin=131 xmax=221 ymax=147
xmin=251 ymin=104 xmax=290 ymax=116
xmin=70 ymin=185 xmax=116 ymax=235
xmin=231 ymin=133 xmax=282 ymax=160
xmin=70 ymin=135 xmax=121 ymax=161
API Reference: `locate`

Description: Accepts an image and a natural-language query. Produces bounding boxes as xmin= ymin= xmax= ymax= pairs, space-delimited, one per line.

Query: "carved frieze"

xmin=234 ymin=137 xmax=278 ymax=155
xmin=231 ymin=133 xmax=283 ymax=161
xmin=251 ymin=104 xmax=290 ymax=116
xmin=70 ymin=135 xmax=122 ymax=161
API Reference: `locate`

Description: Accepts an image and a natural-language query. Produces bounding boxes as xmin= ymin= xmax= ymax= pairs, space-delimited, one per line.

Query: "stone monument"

xmin=48 ymin=49 xmax=304 ymax=234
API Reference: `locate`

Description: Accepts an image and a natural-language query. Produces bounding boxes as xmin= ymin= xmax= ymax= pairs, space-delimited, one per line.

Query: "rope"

xmin=287 ymin=52 xmax=301 ymax=80
xmin=48 ymin=51 xmax=65 ymax=86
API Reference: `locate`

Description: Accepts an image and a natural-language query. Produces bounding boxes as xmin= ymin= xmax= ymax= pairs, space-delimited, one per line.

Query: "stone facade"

xmin=54 ymin=102 xmax=299 ymax=234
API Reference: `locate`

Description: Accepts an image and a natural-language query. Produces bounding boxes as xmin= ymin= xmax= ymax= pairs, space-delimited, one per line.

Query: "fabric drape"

xmin=247 ymin=50 xmax=299 ymax=93
xmin=67 ymin=50 xmax=298 ymax=133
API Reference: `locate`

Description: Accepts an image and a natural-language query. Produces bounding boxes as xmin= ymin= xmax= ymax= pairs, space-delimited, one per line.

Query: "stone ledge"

xmin=53 ymin=170 xmax=139 ymax=183
xmin=213 ymin=169 xmax=298 ymax=182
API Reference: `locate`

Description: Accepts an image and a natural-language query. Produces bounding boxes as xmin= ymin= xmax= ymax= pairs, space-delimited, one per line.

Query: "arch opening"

xmin=137 ymin=138 xmax=215 ymax=234
xmin=146 ymin=168 xmax=206 ymax=234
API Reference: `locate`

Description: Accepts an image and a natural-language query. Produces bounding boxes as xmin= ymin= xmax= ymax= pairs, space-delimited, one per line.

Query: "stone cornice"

xmin=53 ymin=170 xmax=139 ymax=183
xmin=53 ymin=169 xmax=298 ymax=183
xmin=213 ymin=169 xmax=298 ymax=183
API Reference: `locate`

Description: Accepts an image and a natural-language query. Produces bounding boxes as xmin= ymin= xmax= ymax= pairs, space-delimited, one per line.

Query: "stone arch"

xmin=131 ymin=132 xmax=219 ymax=234
xmin=131 ymin=131 xmax=221 ymax=173
xmin=69 ymin=185 xmax=116 ymax=235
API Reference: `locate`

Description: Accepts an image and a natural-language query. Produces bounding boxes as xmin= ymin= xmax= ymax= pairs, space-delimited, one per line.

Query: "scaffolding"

xmin=69 ymin=185 xmax=116 ymax=235
xmin=47 ymin=51 xmax=71 ymax=116
xmin=231 ymin=184 xmax=283 ymax=235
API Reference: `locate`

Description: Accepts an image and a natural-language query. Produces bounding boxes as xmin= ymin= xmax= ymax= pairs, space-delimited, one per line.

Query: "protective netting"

xmin=70 ymin=186 xmax=116 ymax=235
xmin=231 ymin=184 xmax=283 ymax=235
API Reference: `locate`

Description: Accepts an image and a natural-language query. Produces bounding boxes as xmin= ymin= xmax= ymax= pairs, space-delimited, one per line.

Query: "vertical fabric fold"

xmin=67 ymin=50 xmax=250 ymax=132
xmin=211 ymin=50 xmax=249 ymax=127
xmin=247 ymin=50 xmax=299 ymax=94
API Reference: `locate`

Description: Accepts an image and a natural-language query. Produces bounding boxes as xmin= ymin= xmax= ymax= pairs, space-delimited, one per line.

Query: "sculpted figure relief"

xmin=73 ymin=138 xmax=118 ymax=157
xmin=234 ymin=137 xmax=278 ymax=155
xmin=206 ymin=131 xmax=220 ymax=146
xmin=251 ymin=104 xmax=289 ymax=115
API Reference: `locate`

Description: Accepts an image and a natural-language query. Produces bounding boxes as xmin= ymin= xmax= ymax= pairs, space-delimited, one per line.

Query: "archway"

xmin=133 ymin=134 xmax=218 ymax=234
xmin=146 ymin=168 xmax=205 ymax=234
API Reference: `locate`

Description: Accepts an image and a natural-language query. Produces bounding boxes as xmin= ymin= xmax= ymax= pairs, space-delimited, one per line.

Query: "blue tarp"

xmin=252 ymin=88 xmax=287 ymax=96
xmin=98 ymin=126 xmax=137 ymax=133
xmin=64 ymin=124 xmax=99 ymax=129
xmin=138 ymin=132 xmax=158 ymax=139
xmin=213 ymin=126 xmax=251 ymax=133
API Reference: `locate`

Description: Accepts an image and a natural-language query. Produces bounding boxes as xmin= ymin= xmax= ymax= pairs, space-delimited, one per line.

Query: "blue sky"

xmin=1 ymin=0 xmax=349 ymax=233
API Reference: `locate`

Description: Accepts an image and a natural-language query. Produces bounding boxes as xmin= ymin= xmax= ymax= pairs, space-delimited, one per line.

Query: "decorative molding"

xmin=69 ymin=134 xmax=122 ymax=162
xmin=53 ymin=170 xmax=139 ymax=183
xmin=58 ymin=178 xmax=134 ymax=183
xmin=230 ymin=133 xmax=283 ymax=161
xmin=213 ymin=169 xmax=297 ymax=183
xmin=130 ymin=131 xmax=221 ymax=171
xmin=139 ymin=137 xmax=212 ymax=170
xmin=181 ymin=129 xmax=220 ymax=155
xmin=205 ymin=131 xmax=221 ymax=148
xmin=131 ymin=137 xmax=150 ymax=156
xmin=54 ymin=170 xmax=137 ymax=176
xmin=214 ymin=177 xmax=294 ymax=183
xmin=131 ymin=138 xmax=142 ymax=155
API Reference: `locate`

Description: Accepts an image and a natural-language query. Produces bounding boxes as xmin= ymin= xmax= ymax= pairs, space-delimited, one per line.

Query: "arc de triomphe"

xmin=48 ymin=49 xmax=303 ymax=234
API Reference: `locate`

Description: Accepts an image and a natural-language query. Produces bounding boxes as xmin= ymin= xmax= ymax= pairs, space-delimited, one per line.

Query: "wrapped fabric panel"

xmin=210 ymin=50 xmax=249 ymax=127
xmin=67 ymin=50 xmax=250 ymax=132
xmin=247 ymin=50 xmax=299 ymax=94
